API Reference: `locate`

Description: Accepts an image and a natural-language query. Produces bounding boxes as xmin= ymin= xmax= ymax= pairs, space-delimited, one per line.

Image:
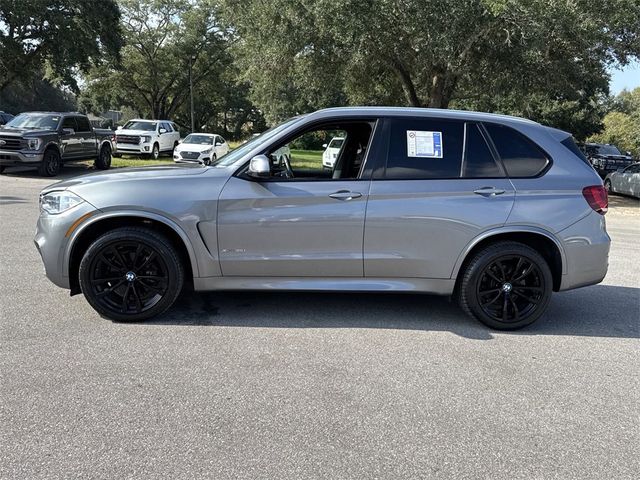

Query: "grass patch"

xmin=110 ymin=157 xmax=173 ymax=168
xmin=290 ymin=149 xmax=323 ymax=169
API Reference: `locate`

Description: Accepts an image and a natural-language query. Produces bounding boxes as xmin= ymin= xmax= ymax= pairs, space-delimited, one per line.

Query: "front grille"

xmin=0 ymin=136 xmax=23 ymax=151
xmin=116 ymin=135 xmax=140 ymax=145
xmin=180 ymin=151 xmax=201 ymax=159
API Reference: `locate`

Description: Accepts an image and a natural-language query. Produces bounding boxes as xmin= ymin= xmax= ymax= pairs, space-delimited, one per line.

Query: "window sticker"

xmin=406 ymin=130 xmax=443 ymax=158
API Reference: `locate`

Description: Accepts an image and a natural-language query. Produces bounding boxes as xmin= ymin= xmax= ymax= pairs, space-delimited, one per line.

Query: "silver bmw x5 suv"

xmin=35 ymin=107 xmax=610 ymax=329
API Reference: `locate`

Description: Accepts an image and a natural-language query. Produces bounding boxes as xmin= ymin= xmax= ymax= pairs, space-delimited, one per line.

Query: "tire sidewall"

xmin=78 ymin=228 xmax=184 ymax=322
xmin=152 ymin=143 xmax=160 ymax=160
xmin=462 ymin=244 xmax=553 ymax=330
xmin=39 ymin=149 xmax=61 ymax=177
xmin=604 ymin=179 xmax=612 ymax=194
xmin=95 ymin=144 xmax=112 ymax=170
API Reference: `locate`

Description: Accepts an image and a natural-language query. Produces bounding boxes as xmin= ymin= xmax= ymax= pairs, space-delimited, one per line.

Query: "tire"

xmin=0 ymin=166 xmax=5 ymax=174
xmin=79 ymin=227 xmax=184 ymax=322
xmin=151 ymin=143 xmax=160 ymax=160
xmin=38 ymin=148 xmax=62 ymax=177
xmin=604 ymin=179 xmax=613 ymax=194
xmin=172 ymin=141 xmax=179 ymax=154
xmin=94 ymin=143 xmax=112 ymax=170
xmin=457 ymin=241 xmax=553 ymax=330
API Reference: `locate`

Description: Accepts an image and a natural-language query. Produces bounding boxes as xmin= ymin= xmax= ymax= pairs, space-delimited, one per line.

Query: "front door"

xmin=216 ymin=119 xmax=379 ymax=277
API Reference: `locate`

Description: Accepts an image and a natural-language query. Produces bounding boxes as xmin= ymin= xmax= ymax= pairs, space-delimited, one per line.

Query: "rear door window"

xmin=62 ymin=117 xmax=78 ymax=131
xmin=463 ymin=124 xmax=504 ymax=178
xmin=484 ymin=124 xmax=549 ymax=177
xmin=385 ymin=118 xmax=464 ymax=179
xmin=75 ymin=116 xmax=92 ymax=132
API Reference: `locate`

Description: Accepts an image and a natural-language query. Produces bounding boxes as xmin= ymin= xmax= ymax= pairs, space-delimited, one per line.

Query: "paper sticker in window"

xmin=406 ymin=130 xmax=443 ymax=158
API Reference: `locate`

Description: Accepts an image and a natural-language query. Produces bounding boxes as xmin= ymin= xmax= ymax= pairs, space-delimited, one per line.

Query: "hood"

xmin=176 ymin=143 xmax=214 ymax=153
xmin=0 ymin=127 xmax=55 ymax=136
xmin=43 ymin=164 xmax=211 ymax=194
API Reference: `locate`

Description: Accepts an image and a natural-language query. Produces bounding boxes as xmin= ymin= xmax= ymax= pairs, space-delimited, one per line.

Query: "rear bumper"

xmin=0 ymin=150 xmax=44 ymax=165
xmin=558 ymin=212 xmax=610 ymax=291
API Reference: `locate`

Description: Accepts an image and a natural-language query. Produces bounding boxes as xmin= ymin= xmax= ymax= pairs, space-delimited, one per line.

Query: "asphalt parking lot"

xmin=1 ymin=165 xmax=639 ymax=479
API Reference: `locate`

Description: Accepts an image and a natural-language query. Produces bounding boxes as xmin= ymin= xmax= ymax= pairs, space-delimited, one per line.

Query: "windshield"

xmin=589 ymin=144 xmax=622 ymax=156
xmin=123 ymin=121 xmax=157 ymax=131
xmin=184 ymin=134 xmax=214 ymax=145
xmin=6 ymin=114 xmax=61 ymax=130
xmin=212 ymin=116 xmax=302 ymax=167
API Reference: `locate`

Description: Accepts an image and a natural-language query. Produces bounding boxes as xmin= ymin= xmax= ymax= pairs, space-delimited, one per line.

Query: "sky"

xmin=609 ymin=61 xmax=640 ymax=94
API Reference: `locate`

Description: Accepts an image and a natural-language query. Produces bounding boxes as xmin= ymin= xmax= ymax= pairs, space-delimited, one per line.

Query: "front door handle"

xmin=329 ymin=190 xmax=362 ymax=201
xmin=473 ymin=186 xmax=505 ymax=197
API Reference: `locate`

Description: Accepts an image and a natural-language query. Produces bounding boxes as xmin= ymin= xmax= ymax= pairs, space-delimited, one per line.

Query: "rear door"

xmin=74 ymin=116 xmax=96 ymax=158
xmin=364 ymin=118 xmax=515 ymax=279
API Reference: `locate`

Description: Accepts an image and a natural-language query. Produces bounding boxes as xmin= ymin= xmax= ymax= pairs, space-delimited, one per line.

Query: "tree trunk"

xmin=428 ymin=70 xmax=458 ymax=109
xmin=390 ymin=58 xmax=422 ymax=107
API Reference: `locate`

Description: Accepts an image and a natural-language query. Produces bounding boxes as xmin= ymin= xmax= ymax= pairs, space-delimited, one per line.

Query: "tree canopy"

xmin=0 ymin=0 xmax=123 ymax=93
xmin=589 ymin=87 xmax=640 ymax=156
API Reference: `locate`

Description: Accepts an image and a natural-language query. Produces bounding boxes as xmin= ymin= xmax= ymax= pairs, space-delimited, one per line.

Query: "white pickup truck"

xmin=114 ymin=119 xmax=180 ymax=159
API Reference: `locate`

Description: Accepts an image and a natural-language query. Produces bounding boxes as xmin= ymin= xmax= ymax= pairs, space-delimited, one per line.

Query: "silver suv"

xmin=35 ymin=107 xmax=610 ymax=329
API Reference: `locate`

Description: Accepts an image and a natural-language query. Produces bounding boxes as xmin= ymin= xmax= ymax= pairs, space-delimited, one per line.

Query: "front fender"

xmin=63 ymin=209 xmax=201 ymax=279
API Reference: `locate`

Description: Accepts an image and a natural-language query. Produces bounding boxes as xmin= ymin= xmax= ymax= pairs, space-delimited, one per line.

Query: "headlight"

xmin=27 ymin=138 xmax=41 ymax=150
xmin=39 ymin=191 xmax=84 ymax=214
xmin=140 ymin=136 xmax=152 ymax=143
xmin=203 ymin=148 xmax=213 ymax=154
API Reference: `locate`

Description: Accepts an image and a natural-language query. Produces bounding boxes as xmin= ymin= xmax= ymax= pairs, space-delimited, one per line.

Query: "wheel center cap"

xmin=502 ymin=282 xmax=513 ymax=293
xmin=125 ymin=271 xmax=137 ymax=282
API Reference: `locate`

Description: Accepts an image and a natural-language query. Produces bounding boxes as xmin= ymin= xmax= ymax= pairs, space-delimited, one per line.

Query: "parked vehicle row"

xmin=605 ymin=163 xmax=640 ymax=198
xmin=0 ymin=112 xmax=114 ymax=176
xmin=581 ymin=142 xmax=636 ymax=178
xmin=35 ymin=107 xmax=610 ymax=330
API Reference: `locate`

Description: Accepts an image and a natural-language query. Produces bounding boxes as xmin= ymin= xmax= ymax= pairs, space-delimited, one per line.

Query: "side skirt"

xmin=193 ymin=277 xmax=455 ymax=295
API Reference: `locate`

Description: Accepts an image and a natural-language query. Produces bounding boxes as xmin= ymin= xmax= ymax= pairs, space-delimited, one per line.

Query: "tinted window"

xmin=463 ymin=124 xmax=503 ymax=177
xmin=218 ymin=136 xmax=226 ymax=144
xmin=485 ymin=124 xmax=549 ymax=177
xmin=561 ymin=137 xmax=590 ymax=166
xmin=161 ymin=122 xmax=172 ymax=132
xmin=75 ymin=116 xmax=92 ymax=132
xmin=62 ymin=117 xmax=77 ymax=130
xmin=385 ymin=118 xmax=464 ymax=179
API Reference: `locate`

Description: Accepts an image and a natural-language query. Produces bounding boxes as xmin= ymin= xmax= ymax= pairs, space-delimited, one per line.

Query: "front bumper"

xmin=0 ymin=149 xmax=44 ymax=166
xmin=34 ymin=202 xmax=98 ymax=290
xmin=173 ymin=151 xmax=211 ymax=164
xmin=115 ymin=142 xmax=153 ymax=154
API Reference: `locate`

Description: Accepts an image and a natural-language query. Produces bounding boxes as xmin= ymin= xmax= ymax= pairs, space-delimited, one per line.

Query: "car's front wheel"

xmin=38 ymin=148 xmax=62 ymax=177
xmin=604 ymin=178 xmax=613 ymax=194
xmin=458 ymin=242 xmax=552 ymax=330
xmin=150 ymin=143 xmax=160 ymax=160
xmin=79 ymin=227 xmax=184 ymax=322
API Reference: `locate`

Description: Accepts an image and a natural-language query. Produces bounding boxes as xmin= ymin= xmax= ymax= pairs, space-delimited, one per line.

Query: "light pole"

xmin=189 ymin=55 xmax=196 ymax=133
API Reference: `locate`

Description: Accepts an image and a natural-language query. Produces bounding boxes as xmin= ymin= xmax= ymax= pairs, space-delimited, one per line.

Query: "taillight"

xmin=582 ymin=185 xmax=608 ymax=215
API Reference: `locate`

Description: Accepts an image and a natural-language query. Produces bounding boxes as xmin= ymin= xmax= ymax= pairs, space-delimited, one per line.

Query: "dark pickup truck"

xmin=0 ymin=112 xmax=114 ymax=177
xmin=582 ymin=142 xmax=636 ymax=178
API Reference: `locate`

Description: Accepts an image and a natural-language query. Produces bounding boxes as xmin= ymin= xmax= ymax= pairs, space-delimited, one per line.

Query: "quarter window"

xmin=485 ymin=124 xmax=549 ymax=177
xmin=385 ymin=118 xmax=464 ymax=179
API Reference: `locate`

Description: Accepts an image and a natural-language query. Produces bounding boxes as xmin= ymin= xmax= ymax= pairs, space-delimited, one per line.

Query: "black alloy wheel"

xmin=38 ymin=149 xmax=61 ymax=177
xmin=79 ymin=228 xmax=184 ymax=321
xmin=458 ymin=242 xmax=552 ymax=330
xmin=95 ymin=144 xmax=112 ymax=170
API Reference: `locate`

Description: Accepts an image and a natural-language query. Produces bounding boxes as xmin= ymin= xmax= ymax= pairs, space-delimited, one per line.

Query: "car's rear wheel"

xmin=0 ymin=166 xmax=5 ymax=174
xmin=79 ymin=228 xmax=184 ymax=322
xmin=94 ymin=143 xmax=112 ymax=170
xmin=458 ymin=242 xmax=552 ymax=330
xmin=38 ymin=148 xmax=61 ymax=177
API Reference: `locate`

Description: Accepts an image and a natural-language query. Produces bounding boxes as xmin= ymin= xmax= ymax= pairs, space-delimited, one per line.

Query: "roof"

xmin=307 ymin=106 xmax=540 ymax=127
xmin=128 ymin=118 xmax=173 ymax=122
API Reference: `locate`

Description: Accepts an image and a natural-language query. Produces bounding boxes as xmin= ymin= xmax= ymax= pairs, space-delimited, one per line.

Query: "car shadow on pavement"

xmin=147 ymin=284 xmax=639 ymax=340
xmin=1 ymin=164 xmax=95 ymax=180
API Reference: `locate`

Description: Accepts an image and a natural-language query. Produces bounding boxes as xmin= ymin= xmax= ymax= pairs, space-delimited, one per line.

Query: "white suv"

xmin=115 ymin=119 xmax=180 ymax=159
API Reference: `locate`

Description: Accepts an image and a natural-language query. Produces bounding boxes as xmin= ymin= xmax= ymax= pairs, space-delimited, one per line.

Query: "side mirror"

xmin=322 ymin=143 xmax=328 ymax=148
xmin=159 ymin=128 xmax=167 ymax=134
xmin=117 ymin=126 xmax=123 ymax=130
xmin=62 ymin=128 xmax=75 ymax=135
xmin=248 ymin=155 xmax=270 ymax=178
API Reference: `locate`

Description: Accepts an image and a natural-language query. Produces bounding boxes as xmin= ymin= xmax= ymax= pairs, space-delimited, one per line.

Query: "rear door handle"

xmin=329 ymin=190 xmax=362 ymax=201
xmin=473 ymin=186 xmax=505 ymax=197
